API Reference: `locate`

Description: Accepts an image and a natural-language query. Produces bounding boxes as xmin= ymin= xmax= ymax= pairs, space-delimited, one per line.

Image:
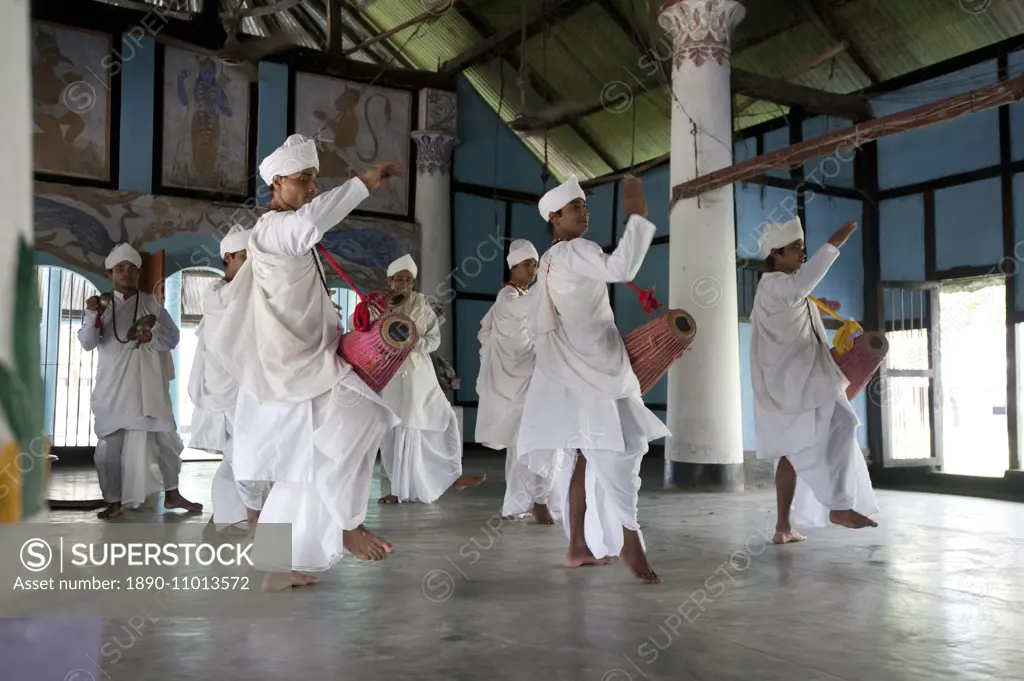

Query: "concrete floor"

xmin=4 ymin=455 xmax=1024 ymax=680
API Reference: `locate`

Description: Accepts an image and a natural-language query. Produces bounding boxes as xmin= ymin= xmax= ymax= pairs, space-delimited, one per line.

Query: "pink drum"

xmin=623 ymin=308 xmax=698 ymax=396
xmin=337 ymin=310 xmax=419 ymax=394
xmin=830 ymin=331 xmax=889 ymax=400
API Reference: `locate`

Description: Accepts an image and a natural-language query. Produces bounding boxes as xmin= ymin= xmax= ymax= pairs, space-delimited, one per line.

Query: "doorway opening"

xmin=937 ymin=276 xmax=1007 ymax=477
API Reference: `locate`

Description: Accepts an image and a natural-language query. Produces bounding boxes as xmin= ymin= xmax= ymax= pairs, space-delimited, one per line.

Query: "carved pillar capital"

xmin=658 ymin=0 xmax=746 ymax=68
xmin=411 ymin=130 xmax=459 ymax=177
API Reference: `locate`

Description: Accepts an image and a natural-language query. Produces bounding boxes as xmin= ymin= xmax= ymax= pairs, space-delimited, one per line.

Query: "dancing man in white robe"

xmin=751 ymin=217 xmax=879 ymax=544
xmin=476 ymin=239 xmax=556 ymax=524
xmin=376 ymin=254 xmax=486 ymax=504
xmin=204 ymin=133 xmax=405 ymax=589
xmin=517 ymin=175 xmax=668 ymax=584
xmin=189 ymin=225 xmax=268 ymax=533
xmin=78 ymin=243 xmax=203 ymax=519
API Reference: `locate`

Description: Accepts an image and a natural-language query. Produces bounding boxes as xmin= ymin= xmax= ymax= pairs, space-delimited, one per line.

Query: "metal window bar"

xmin=38 ymin=267 xmax=100 ymax=448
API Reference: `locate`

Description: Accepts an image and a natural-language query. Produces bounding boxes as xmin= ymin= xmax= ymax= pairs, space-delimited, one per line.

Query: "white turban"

xmin=258 ymin=133 xmax=320 ymax=185
xmin=387 ymin=254 xmax=417 ymax=278
xmin=507 ymin=239 xmax=538 ymax=268
xmin=104 ymin=243 xmax=142 ymax=270
xmin=538 ymin=174 xmax=585 ymax=221
xmin=219 ymin=224 xmax=251 ymax=259
xmin=758 ymin=217 xmax=804 ymax=258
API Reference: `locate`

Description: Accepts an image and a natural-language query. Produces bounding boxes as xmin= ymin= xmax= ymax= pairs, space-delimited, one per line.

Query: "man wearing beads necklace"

xmin=516 ymin=175 xmax=668 ymax=584
xmin=204 ymin=133 xmax=405 ymax=590
xmin=79 ymin=243 xmax=203 ymax=520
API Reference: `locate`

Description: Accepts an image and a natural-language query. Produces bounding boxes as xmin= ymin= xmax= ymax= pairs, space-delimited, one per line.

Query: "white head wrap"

xmin=104 ymin=243 xmax=142 ymax=270
xmin=538 ymin=174 xmax=585 ymax=221
xmin=507 ymin=239 xmax=539 ymax=268
xmin=219 ymin=224 xmax=251 ymax=259
xmin=258 ymin=133 xmax=320 ymax=185
xmin=758 ymin=217 xmax=804 ymax=258
xmin=387 ymin=254 xmax=418 ymax=278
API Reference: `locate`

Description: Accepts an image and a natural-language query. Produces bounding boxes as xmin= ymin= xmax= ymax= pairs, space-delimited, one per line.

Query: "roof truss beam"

xmin=439 ymin=0 xmax=591 ymax=76
xmin=808 ymin=0 xmax=882 ymax=84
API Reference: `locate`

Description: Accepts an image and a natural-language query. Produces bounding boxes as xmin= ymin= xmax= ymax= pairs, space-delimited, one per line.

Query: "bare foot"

xmin=377 ymin=494 xmax=399 ymax=504
xmin=829 ymin=510 xmax=878 ymax=529
xmin=533 ymin=503 xmax=555 ymax=525
xmin=261 ymin=571 xmax=318 ymax=592
xmin=97 ymin=502 xmax=123 ymax=519
xmin=773 ymin=530 xmax=806 ymax=544
xmin=452 ymin=473 xmax=486 ymax=491
xmin=620 ymin=534 xmax=661 ymax=584
xmin=564 ymin=544 xmax=614 ymax=568
xmin=246 ymin=508 xmax=261 ymax=526
xmin=343 ymin=524 xmax=395 ymax=561
xmin=164 ymin=489 xmax=203 ymax=513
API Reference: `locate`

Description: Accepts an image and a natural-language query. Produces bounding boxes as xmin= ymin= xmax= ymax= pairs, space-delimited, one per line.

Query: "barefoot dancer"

xmin=517 ymin=176 xmax=668 ymax=584
xmin=476 ymin=239 xmax=555 ymax=524
xmin=376 ymin=255 xmax=486 ymax=504
xmin=78 ymin=244 xmax=203 ymax=520
xmin=189 ymin=225 xmax=268 ymax=533
xmin=751 ymin=217 xmax=879 ymax=544
xmin=205 ymin=134 xmax=404 ymax=589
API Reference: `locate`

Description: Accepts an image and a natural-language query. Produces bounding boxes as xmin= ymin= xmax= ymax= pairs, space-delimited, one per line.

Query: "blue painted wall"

xmin=876 ymin=60 xmax=1001 ymax=190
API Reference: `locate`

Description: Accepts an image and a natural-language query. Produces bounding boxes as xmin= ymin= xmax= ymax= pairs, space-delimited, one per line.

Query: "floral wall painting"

xmin=293 ymin=72 xmax=412 ymax=216
xmin=161 ymin=46 xmax=252 ymax=196
xmin=31 ymin=22 xmax=112 ymax=182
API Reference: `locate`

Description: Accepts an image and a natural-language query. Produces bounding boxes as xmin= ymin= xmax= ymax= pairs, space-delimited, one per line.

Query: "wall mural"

xmin=161 ymin=46 xmax=252 ymax=196
xmin=31 ymin=22 xmax=112 ymax=182
xmin=32 ymin=182 xmax=418 ymax=293
xmin=293 ymin=72 xmax=412 ymax=216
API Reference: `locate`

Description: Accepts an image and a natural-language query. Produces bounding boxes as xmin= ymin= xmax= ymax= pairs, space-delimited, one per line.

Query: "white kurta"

xmin=476 ymin=284 xmax=556 ymax=517
xmin=204 ymin=178 xmax=400 ymax=572
xmin=378 ymin=290 xmax=462 ymax=504
xmin=77 ymin=291 xmax=182 ymax=506
xmin=751 ymin=243 xmax=879 ymax=527
xmin=187 ymin=279 xmax=267 ymax=526
xmin=517 ymin=215 xmax=669 ymax=558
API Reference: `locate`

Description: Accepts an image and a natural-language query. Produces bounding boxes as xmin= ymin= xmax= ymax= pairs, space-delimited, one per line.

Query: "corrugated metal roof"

xmin=88 ymin=0 xmax=1024 ymax=181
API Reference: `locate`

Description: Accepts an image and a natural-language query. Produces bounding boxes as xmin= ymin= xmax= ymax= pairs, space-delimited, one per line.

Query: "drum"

xmin=830 ymin=331 xmax=888 ymax=400
xmin=623 ymin=308 xmax=698 ymax=395
xmin=337 ymin=310 xmax=420 ymax=393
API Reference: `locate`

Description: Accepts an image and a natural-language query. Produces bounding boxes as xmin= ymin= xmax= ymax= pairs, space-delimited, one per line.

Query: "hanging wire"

xmin=541 ymin=0 xmax=551 ymax=189
xmin=494 ymin=65 xmax=506 ymax=236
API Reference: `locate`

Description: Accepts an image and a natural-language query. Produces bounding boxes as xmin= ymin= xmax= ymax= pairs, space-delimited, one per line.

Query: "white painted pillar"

xmin=660 ymin=0 xmax=746 ymax=491
xmin=412 ymin=88 xmax=459 ymax=366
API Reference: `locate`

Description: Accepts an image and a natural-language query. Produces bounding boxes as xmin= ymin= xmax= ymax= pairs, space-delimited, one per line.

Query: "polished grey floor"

xmin=5 ymin=456 xmax=1024 ymax=680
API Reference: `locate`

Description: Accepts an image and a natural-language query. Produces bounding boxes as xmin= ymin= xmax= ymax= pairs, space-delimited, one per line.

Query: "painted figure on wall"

xmin=295 ymin=73 xmax=411 ymax=215
xmin=162 ymin=48 xmax=250 ymax=195
xmin=180 ymin=55 xmax=232 ymax=185
xmin=31 ymin=25 xmax=108 ymax=180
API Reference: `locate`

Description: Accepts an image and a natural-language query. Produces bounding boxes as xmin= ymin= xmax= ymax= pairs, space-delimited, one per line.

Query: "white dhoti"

xmin=94 ymin=429 xmax=182 ymax=507
xmin=236 ymin=370 xmax=398 ymax=573
xmin=770 ymin=398 xmax=879 ymax=527
xmin=518 ymin=370 xmax=667 ymax=558
xmin=502 ymin=445 xmax=557 ymax=518
xmin=209 ymin=435 xmax=268 ymax=529
xmin=378 ymin=409 xmax=463 ymax=504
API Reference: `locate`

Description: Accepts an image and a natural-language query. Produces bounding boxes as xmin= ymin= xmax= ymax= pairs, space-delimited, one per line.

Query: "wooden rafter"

xmin=732 ymin=69 xmax=872 ymax=121
xmin=809 ymin=0 xmax=882 ymax=85
xmin=454 ymin=1 xmax=618 ymax=173
xmin=439 ymin=0 xmax=591 ymax=76
xmin=342 ymin=1 xmax=453 ymax=57
xmin=342 ymin=2 xmax=419 ymax=70
xmin=597 ymin=0 xmax=871 ymax=122
xmin=670 ymin=73 xmax=1024 ymax=207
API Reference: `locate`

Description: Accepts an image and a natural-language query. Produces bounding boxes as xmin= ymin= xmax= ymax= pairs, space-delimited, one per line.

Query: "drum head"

xmin=666 ymin=309 xmax=697 ymax=339
xmin=127 ymin=314 xmax=158 ymax=341
xmin=379 ymin=312 xmax=419 ymax=350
